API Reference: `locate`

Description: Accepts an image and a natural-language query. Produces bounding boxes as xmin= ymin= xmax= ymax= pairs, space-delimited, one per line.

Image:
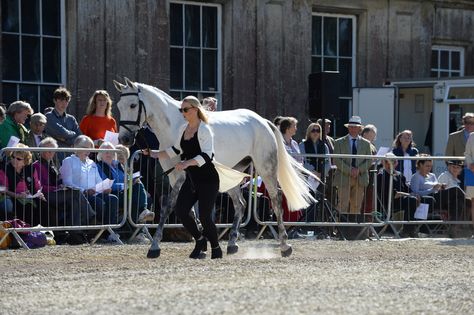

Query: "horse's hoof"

xmin=227 ymin=244 xmax=239 ymax=255
xmin=147 ymin=249 xmax=161 ymax=259
xmin=281 ymin=246 xmax=293 ymax=257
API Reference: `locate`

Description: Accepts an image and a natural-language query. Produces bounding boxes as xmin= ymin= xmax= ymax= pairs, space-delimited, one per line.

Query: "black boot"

xmin=189 ymin=237 xmax=207 ymax=259
xmin=211 ymin=246 xmax=223 ymax=259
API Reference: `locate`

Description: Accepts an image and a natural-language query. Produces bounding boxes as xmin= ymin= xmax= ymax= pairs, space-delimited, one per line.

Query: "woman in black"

xmin=149 ymin=96 xmax=222 ymax=259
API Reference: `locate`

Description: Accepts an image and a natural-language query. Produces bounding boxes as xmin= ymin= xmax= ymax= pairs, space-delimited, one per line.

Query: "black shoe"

xmin=211 ymin=246 xmax=223 ymax=259
xmin=189 ymin=237 xmax=207 ymax=259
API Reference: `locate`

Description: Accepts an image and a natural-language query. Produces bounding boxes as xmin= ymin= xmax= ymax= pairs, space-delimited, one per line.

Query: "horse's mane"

xmin=135 ymin=82 xmax=179 ymax=105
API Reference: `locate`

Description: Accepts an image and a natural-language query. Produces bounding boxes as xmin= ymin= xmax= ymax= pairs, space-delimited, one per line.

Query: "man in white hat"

xmin=333 ymin=116 xmax=372 ymax=215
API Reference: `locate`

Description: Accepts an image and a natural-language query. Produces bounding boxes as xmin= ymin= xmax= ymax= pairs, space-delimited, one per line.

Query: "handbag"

xmin=0 ymin=221 xmax=13 ymax=249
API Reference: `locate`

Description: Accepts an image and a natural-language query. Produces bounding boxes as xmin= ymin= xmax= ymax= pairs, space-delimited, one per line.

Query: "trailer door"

xmin=352 ymin=87 xmax=396 ymax=150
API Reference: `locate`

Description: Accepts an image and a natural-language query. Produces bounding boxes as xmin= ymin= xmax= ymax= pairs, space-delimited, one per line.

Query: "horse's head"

xmin=114 ymin=77 xmax=146 ymax=145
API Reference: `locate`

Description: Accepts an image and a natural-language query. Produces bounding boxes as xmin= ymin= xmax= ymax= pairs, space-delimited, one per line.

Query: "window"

xmin=170 ymin=1 xmax=221 ymax=105
xmin=1 ymin=0 xmax=65 ymax=112
xmin=312 ymin=13 xmax=356 ymax=136
xmin=311 ymin=13 xmax=356 ymax=97
xmin=431 ymin=46 xmax=464 ymax=78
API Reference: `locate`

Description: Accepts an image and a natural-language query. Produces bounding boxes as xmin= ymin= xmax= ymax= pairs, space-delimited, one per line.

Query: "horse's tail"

xmin=268 ymin=122 xmax=316 ymax=210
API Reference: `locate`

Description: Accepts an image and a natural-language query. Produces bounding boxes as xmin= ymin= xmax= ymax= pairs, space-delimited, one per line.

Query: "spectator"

xmin=202 ymin=97 xmax=217 ymax=111
xmin=128 ymin=124 xmax=163 ymax=215
xmin=25 ymin=113 xmax=48 ymax=161
xmin=279 ymin=117 xmax=303 ymax=164
xmin=59 ymin=135 xmax=119 ymax=226
xmin=463 ymin=133 xmax=474 ymax=230
xmin=376 ymin=153 xmax=418 ymax=237
xmin=45 ymin=87 xmax=82 ymax=161
xmin=80 ymin=90 xmax=117 ymax=147
xmin=0 ymin=101 xmax=33 ymax=149
xmin=361 ymin=124 xmax=377 ymax=155
xmin=96 ymin=141 xmax=154 ymax=223
xmin=445 ymin=112 xmax=474 ymax=157
xmin=438 ymin=160 xmax=467 ymax=221
xmin=32 ymin=137 xmax=95 ymax=228
xmin=392 ymin=130 xmax=418 ymax=184
xmin=333 ymin=116 xmax=372 ymax=215
xmin=317 ymin=118 xmax=335 ymax=153
xmin=411 ymin=155 xmax=464 ymax=220
xmin=273 ymin=116 xmax=285 ymax=127
xmin=0 ymin=160 xmax=13 ymax=221
xmin=361 ymin=124 xmax=378 ymax=214
xmin=0 ymin=144 xmax=45 ymax=225
xmin=298 ymin=122 xmax=330 ymax=179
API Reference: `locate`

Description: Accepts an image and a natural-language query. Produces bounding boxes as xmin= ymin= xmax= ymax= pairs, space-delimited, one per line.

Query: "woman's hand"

xmin=142 ymin=149 xmax=162 ymax=159
xmin=175 ymin=161 xmax=190 ymax=171
xmin=38 ymin=192 xmax=46 ymax=201
xmin=85 ymin=189 xmax=96 ymax=196
xmin=103 ymin=188 xmax=112 ymax=194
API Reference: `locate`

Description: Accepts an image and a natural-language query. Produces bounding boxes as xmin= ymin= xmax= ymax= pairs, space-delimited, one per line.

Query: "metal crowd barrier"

xmin=125 ymin=150 xmax=253 ymax=242
xmin=251 ymin=152 xmax=471 ymax=239
xmin=0 ymin=147 xmax=127 ymax=249
xmin=378 ymin=154 xmax=471 ymax=238
xmin=251 ymin=153 xmax=385 ymax=240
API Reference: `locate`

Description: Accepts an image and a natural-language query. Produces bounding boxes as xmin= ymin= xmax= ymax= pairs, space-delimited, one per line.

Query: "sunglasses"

xmin=311 ymin=129 xmax=321 ymax=133
xmin=178 ymin=107 xmax=194 ymax=113
xmin=14 ymin=157 xmax=24 ymax=161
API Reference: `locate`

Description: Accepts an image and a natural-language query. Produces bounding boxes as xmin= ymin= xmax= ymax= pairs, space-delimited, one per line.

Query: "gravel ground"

xmin=1 ymin=238 xmax=473 ymax=315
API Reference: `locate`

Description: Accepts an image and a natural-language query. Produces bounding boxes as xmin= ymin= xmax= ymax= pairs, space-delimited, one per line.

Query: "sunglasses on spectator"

xmin=178 ymin=107 xmax=194 ymax=113
xmin=14 ymin=157 xmax=24 ymax=161
xmin=311 ymin=129 xmax=321 ymax=133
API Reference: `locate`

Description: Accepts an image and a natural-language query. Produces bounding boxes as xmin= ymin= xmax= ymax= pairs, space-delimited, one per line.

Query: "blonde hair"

xmin=86 ymin=90 xmax=113 ymax=117
xmin=115 ymin=144 xmax=130 ymax=164
xmin=97 ymin=141 xmax=117 ymax=161
xmin=304 ymin=122 xmax=322 ymax=142
xmin=182 ymin=95 xmax=208 ymax=124
xmin=9 ymin=143 xmax=33 ymax=165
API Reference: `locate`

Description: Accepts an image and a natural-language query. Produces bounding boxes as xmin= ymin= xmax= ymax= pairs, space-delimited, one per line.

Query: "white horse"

xmin=114 ymin=78 xmax=315 ymax=258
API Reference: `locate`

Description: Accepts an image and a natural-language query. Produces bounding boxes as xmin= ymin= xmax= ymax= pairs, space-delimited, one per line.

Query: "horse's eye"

xmin=130 ymin=103 xmax=138 ymax=109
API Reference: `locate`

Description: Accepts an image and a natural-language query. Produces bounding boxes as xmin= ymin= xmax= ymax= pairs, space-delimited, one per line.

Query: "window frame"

xmin=1 ymin=0 xmax=66 ymax=111
xmin=169 ymin=0 xmax=222 ymax=108
xmin=311 ymin=12 xmax=357 ymax=91
xmin=431 ymin=45 xmax=465 ymax=78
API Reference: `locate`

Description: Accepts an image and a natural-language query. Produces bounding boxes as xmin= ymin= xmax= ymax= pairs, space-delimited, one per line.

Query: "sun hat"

xmin=344 ymin=116 xmax=363 ymax=128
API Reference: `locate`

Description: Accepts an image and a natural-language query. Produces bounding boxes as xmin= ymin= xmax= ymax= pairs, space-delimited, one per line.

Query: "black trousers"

xmin=175 ymin=174 xmax=219 ymax=248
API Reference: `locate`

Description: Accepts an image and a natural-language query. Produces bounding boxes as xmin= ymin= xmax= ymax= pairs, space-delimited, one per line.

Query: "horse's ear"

xmin=113 ymin=80 xmax=126 ymax=92
xmin=124 ymin=77 xmax=137 ymax=90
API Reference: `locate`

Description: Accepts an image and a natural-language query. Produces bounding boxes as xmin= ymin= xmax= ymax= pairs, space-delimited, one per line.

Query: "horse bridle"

xmin=118 ymin=88 xmax=148 ymax=136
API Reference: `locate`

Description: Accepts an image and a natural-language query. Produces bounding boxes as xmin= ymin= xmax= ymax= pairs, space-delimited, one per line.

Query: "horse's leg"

xmin=147 ymin=174 xmax=185 ymax=258
xmin=263 ymin=178 xmax=292 ymax=257
xmin=226 ymin=186 xmax=246 ymax=254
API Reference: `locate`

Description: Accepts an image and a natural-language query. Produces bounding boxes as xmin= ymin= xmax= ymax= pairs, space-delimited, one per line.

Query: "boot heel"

xmin=189 ymin=237 xmax=207 ymax=259
xmin=211 ymin=246 xmax=223 ymax=259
